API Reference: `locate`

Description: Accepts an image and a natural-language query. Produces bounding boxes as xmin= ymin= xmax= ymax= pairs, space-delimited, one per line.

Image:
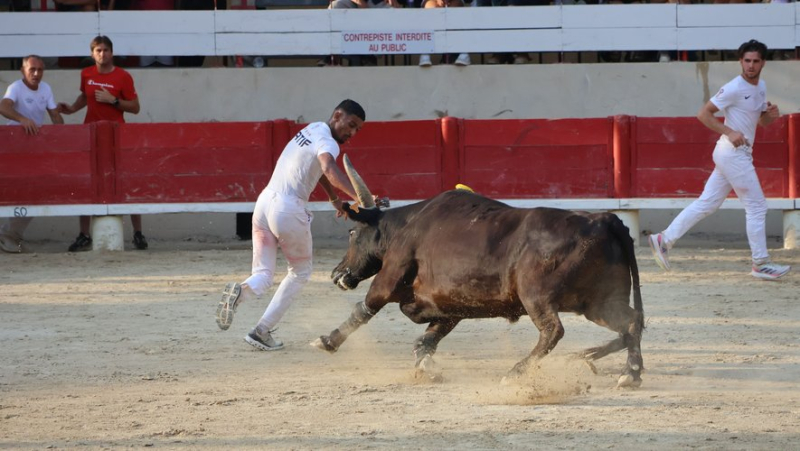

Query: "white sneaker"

xmin=419 ymin=54 xmax=432 ymax=67
xmin=215 ymin=282 xmax=242 ymax=330
xmin=648 ymin=233 xmax=670 ymax=271
xmin=513 ymin=53 xmax=530 ymax=64
xmin=658 ymin=52 xmax=671 ymax=62
xmin=751 ymin=261 xmax=790 ymax=280
xmin=245 ymin=329 xmax=284 ymax=351
xmin=454 ymin=53 xmax=471 ymax=66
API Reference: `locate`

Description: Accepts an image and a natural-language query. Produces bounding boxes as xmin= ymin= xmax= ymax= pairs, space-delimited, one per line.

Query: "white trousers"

xmin=663 ymin=141 xmax=769 ymax=263
xmin=242 ymin=189 xmax=314 ymax=332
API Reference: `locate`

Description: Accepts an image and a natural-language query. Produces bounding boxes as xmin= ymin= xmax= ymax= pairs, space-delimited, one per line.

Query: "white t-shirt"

xmin=266 ymin=121 xmax=340 ymax=202
xmin=710 ymin=75 xmax=767 ymax=148
xmin=3 ymin=79 xmax=57 ymax=127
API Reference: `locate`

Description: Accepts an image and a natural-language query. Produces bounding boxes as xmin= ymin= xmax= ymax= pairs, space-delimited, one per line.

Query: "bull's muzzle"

xmin=331 ymin=268 xmax=359 ymax=290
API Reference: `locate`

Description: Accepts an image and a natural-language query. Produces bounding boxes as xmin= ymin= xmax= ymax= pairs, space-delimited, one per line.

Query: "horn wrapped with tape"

xmin=343 ymin=154 xmax=376 ymax=209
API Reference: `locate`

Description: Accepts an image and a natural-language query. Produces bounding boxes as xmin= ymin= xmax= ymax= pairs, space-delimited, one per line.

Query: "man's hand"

xmin=19 ymin=117 xmax=39 ymax=135
xmin=374 ymin=196 xmax=390 ymax=208
xmin=725 ymin=130 xmax=748 ymax=148
xmin=95 ymin=87 xmax=116 ymax=105
xmin=58 ymin=102 xmax=75 ymax=115
xmin=765 ymin=101 xmax=780 ymax=120
xmin=352 ymin=0 xmax=369 ymax=7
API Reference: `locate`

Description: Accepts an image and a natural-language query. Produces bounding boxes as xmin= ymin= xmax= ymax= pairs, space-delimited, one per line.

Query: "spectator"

xmin=648 ymin=39 xmax=790 ymax=280
xmin=477 ymin=0 xmax=549 ymax=65
xmin=0 ymin=55 xmax=64 ymax=253
xmin=176 ymin=0 xmax=225 ymax=67
xmin=132 ymin=0 xmax=175 ymax=67
xmin=418 ymin=0 xmax=471 ymax=67
xmin=319 ymin=0 xmax=403 ymax=67
xmin=58 ymin=35 xmax=148 ymax=252
xmin=214 ymin=99 xmax=389 ymax=350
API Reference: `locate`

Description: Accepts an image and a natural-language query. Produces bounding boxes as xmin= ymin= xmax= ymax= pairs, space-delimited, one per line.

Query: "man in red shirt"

xmin=60 ymin=35 xmax=147 ymax=251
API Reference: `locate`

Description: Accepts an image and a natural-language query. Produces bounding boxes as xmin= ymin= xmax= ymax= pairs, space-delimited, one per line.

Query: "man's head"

xmin=328 ymin=99 xmax=366 ymax=145
xmin=738 ymin=39 xmax=768 ymax=83
xmin=90 ymin=35 xmax=115 ymax=68
xmin=20 ymin=55 xmax=45 ymax=90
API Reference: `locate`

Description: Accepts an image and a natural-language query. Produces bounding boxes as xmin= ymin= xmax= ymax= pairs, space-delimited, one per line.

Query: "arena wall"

xmin=2 ymin=62 xmax=799 ymax=245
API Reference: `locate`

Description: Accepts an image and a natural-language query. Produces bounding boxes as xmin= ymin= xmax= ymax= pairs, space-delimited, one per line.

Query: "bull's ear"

xmin=343 ymin=202 xmax=381 ymax=224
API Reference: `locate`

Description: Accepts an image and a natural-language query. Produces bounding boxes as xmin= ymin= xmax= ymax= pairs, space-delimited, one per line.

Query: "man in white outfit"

xmin=0 ymin=55 xmax=64 ymax=253
xmin=648 ymin=39 xmax=790 ymax=280
xmin=215 ymin=99 xmax=389 ymax=350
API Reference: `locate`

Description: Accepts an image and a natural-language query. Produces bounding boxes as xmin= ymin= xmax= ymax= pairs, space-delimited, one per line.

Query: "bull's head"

xmin=331 ymin=155 xmax=385 ymax=290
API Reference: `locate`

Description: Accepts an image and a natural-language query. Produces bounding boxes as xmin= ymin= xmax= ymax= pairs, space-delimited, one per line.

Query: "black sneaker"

xmin=244 ymin=329 xmax=284 ymax=351
xmin=133 ymin=231 xmax=148 ymax=250
xmin=68 ymin=233 xmax=92 ymax=252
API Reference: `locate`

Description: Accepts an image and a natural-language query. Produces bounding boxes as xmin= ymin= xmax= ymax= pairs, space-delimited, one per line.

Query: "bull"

xmin=312 ymin=156 xmax=644 ymax=387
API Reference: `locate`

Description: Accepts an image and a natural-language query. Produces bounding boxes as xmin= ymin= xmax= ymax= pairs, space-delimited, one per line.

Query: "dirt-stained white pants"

xmin=242 ymin=189 xmax=314 ymax=333
xmin=662 ymin=141 xmax=769 ymax=263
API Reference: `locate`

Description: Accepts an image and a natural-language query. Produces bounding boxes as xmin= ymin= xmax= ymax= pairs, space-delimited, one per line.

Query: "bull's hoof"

xmin=414 ymin=354 xmax=443 ymax=383
xmin=616 ymin=373 xmax=643 ymax=388
xmin=310 ymin=336 xmax=338 ymax=353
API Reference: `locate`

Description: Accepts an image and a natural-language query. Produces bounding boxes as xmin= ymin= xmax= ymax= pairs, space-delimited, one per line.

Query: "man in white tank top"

xmin=648 ymin=40 xmax=791 ymax=280
xmin=0 ymin=55 xmax=64 ymax=253
xmin=216 ymin=99 xmax=389 ymax=350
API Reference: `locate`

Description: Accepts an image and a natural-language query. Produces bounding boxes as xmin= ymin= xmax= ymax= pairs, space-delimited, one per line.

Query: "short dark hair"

xmin=335 ymin=99 xmax=366 ymax=122
xmin=90 ymin=35 xmax=114 ymax=53
xmin=738 ymin=39 xmax=767 ymax=60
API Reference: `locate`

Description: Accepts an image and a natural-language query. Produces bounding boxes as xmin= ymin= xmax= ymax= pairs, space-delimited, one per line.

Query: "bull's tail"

xmin=609 ymin=214 xmax=644 ymax=330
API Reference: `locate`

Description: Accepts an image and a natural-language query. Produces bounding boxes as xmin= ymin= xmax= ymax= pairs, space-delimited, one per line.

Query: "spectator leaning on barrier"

xmin=59 ymin=35 xmax=147 ymax=252
xmin=418 ymin=0 xmax=471 ymax=67
xmin=648 ymin=39 xmax=791 ymax=281
xmin=0 ymin=55 xmax=64 ymax=253
xmin=214 ymin=99 xmax=390 ymax=351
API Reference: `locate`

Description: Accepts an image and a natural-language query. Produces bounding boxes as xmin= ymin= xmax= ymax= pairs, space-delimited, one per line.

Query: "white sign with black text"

xmin=340 ymin=31 xmax=435 ymax=55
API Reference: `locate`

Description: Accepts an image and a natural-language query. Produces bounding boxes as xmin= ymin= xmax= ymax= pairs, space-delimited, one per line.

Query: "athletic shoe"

xmin=648 ymin=233 xmax=670 ymax=271
xmin=244 ymin=329 xmax=284 ymax=351
xmin=133 ymin=231 xmax=148 ymax=250
xmin=215 ymin=282 xmax=242 ymax=331
xmin=751 ymin=261 xmax=790 ymax=280
xmin=454 ymin=53 xmax=471 ymax=66
xmin=68 ymin=233 xmax=92 ymax=252
xmin=419 ymin=54 xmax=432 ymax=67
xmin=0 ymin=232 xmax=22 ymax=253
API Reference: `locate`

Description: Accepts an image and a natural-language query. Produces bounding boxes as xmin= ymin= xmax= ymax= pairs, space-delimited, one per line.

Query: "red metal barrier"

xmin=116 ymin=122 xmax=273 ymax=203
xmin=789 ymin=114 xmax=800 ymax=199
xmin=631 ymin=116 xmax=789 ymax=197
xmin=1 ymin=116 xmax=797 ymax=208
xmin=459 ymin=118 xmax=614 ymax=198
xmin=0 ymin=124 xmax=96 ymax=205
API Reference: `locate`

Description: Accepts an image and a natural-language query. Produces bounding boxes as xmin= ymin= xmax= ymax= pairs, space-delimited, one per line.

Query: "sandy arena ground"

xmin=1 ymin=236 xmax=799 ymax=450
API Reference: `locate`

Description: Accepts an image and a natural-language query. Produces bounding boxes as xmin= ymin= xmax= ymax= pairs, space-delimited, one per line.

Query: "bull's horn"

xmin=343 ymin=154 xmax=376 ymax=209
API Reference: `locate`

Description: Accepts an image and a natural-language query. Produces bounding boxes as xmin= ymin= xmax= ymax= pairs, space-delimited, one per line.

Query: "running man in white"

xmin=215 ymin=99 xmax=389 ymax=350
xmin=0 ymin=55 xmax=64 ymax=253
xmin=649 ymin=39 xmax=790 ymax=280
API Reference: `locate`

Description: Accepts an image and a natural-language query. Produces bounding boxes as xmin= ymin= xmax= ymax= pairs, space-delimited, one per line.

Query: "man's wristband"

xmin=112 ymin=98 xmax=120 ymax=106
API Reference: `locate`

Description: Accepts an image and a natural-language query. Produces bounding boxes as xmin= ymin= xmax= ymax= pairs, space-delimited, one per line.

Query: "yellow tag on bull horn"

xmin=455 ymin=183 xmax=474 ymax=193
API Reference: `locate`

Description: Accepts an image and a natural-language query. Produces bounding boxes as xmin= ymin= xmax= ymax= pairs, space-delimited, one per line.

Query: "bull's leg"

xmin=412 ymin=319 xmax=459 ymax=383
xmin=311 ymin=301 xmax=377 ymax=353
xmin=508 ymin=300 xmax=565 ymax=377
xmin=584 ymin=300 xmax=644 ymax=388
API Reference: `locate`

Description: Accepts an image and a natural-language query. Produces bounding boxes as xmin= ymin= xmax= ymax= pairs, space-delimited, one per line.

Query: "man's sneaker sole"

xmin=215 ymin=282 xmax=241 ymax=331
xmin=648 ymin=234 xmax=671 ymax=271
xmin=751 ymin=266 xmax=790 ymax=280
xmin=244 ymin=333 xmax=284 ymax=351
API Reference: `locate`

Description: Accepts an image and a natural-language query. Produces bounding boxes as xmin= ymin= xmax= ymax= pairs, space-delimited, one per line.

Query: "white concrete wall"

xmin=3 ymin=61 xmax=799 ymax=246
xmin=3 ymin=62 xmax=800 ymax=123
